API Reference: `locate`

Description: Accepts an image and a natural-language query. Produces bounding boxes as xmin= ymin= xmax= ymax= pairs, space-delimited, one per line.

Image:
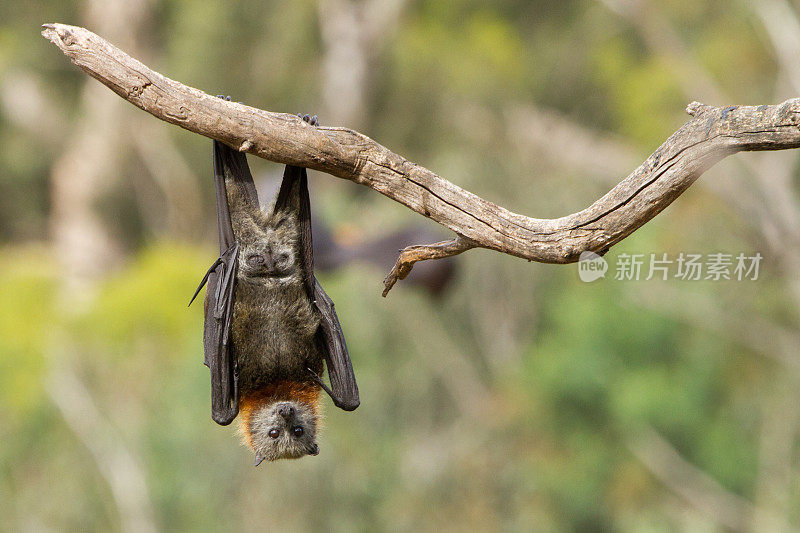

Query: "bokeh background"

xmin=2 ymin=0 xmax=800 ymax=531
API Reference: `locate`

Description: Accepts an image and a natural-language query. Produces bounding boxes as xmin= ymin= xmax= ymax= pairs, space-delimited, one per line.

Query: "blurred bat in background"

xmin=191 ymin=109 xmax=358 ymax=465
xmin=313 ymin=224 xmax=457 ymax=297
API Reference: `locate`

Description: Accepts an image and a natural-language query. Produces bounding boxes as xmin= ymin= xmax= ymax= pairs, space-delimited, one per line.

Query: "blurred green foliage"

xmin=0 ymin=0 xmax=797 ymax=531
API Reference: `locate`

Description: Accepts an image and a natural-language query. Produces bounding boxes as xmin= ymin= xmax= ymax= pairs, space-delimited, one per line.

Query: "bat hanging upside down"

xmin=191 ymin=106 xmax=359 ymax=465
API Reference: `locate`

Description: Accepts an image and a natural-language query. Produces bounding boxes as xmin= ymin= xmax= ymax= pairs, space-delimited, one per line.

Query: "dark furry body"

xmin=233 ymin=276 xmax=323 ymax=392
xmin=224 ymin=183 xmax=325 ymax=394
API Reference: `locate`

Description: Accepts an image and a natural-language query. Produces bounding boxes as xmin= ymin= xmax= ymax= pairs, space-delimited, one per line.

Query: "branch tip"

xmin=686 ymin=101 xmax=708 ymax=116
xmin=382 ymin=236 xmax=475 ymax=296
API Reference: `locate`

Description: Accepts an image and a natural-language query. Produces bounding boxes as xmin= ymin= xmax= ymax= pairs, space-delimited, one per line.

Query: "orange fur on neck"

xmin=238 ymin=381 xmax=321 ymax=448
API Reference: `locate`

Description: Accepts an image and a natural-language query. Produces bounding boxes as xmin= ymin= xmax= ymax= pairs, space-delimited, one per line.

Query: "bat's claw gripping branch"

xmin=382 ymin=235 xmax=476 ymax=297
xmin=297 ymin=113 xmax=319 ymax=126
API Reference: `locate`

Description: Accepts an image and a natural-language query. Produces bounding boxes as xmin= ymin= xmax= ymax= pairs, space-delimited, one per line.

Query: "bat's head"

xmin=247 ymin=400 xmax=320 ymax=464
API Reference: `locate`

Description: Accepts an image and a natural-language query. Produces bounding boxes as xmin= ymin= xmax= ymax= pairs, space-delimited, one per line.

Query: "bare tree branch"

xmin=752 ymin=383 xmax=800 ymax=532
xmin=131 ymin=119 xmax=204 ymax=239
xmin=502 ymin=103 xmax=642 ymax=184
xmin=383 ymin=235 xmax=475 ymax=296
xmin=41 ymin=23 xmax=800 ymax=294
xmin=47 ymin=355 xmax=157 ymax=533
xmin=599 ymin=0 xmax=800 ymax=311
xmin=628 ymin=426 xmax=796 ymax=532
xmin=628 ymin=286 xmax=800 ymax=375
xmin=753 ymin=0 xmax=800 ymax=97
xmin=597 ymin=0 xmax=725 ymax=103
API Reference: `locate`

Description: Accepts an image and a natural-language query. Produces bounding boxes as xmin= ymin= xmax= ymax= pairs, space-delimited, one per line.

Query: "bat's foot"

xmin=216 ymin=94 xmax=243 ymax=105
xmin=297 ymin=113 xmax=318 ymax=126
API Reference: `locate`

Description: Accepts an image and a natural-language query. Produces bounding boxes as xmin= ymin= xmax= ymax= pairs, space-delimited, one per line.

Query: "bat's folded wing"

xmin=192 ymin=140 xmax=249 ymax=426
xmin=314 ymin=278 xmax=360 ymax=411
xmin=279 ymin=164 xmax=360 ymax=411
xmin=202 ymin=242 xmax=239 ymax=425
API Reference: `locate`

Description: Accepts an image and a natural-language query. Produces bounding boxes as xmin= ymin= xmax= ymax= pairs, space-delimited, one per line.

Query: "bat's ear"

xmin=254 ymin=452 xmax=267 ymax=467
xmin=270 ymin=165 xmax=305 ymax=220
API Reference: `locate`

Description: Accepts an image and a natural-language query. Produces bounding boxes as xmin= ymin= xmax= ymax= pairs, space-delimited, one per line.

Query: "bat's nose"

xmin=277 ymin=404 xmax=295 ymax=421
xmin=263 ymin=249 xmax=277 ymax=272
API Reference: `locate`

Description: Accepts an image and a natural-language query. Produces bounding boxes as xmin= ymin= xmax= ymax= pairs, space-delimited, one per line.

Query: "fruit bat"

xmin=191 ymin=111 xmax=359 ymax=465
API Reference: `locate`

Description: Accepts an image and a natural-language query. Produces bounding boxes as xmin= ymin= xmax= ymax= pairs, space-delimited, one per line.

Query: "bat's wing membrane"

xmin=201 ymin=240 xmax=239 ymax=425
xmin=191 ymin=140 xmax=260 ymax=425
xmin=312 ymin=277 xmax=360 ymax=410
xmin=275 ymin=165 xmax=360 ymax=411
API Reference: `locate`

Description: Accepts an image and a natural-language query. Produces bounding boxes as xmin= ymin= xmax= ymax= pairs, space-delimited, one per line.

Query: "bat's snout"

xmin=277 ymin=403 xmax=295 ymax=421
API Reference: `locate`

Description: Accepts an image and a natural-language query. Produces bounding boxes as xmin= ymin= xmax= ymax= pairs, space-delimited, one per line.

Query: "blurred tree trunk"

xmin=318 ymin=0 xmax=408 ymax=130
xmin=47 ymin=1 xmax=157 ymax=532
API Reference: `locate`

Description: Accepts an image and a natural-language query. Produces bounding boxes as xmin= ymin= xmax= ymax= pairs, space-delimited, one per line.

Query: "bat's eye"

xmin=247 ymin=254 xmax=265 ymax=266
xmin=292 ymin=426 xmax=304 ymax=438
xmin=268 ymin=428 xmax=280 ymax=439
xmin=278 ymin=252 xmax=289 ymax=263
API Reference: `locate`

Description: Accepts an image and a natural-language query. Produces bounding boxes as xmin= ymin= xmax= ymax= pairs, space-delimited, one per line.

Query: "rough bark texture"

xmin=41 ymin=23 xmax=800 ymax=294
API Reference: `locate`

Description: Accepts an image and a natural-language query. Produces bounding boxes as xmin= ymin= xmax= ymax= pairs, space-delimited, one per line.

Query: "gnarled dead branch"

xmin=41 ymin=23 xmax=800 ymax=295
